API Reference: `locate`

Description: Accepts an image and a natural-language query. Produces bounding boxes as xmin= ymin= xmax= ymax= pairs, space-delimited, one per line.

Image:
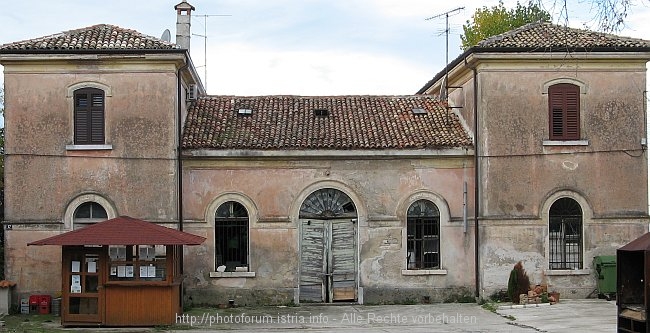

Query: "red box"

xmin=29 ymin=295 xmax=51 ymax=314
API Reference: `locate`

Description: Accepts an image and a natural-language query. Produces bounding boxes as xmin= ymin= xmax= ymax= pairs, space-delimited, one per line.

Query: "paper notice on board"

xmin=71 ymin=261 xmax=81 ymax=273
xmin=148 ymin=265 xmax=156 ymax=278
xmin=110 ymin=266 xmax=117 ymax=276
xmin=117 ymin=265 xmax=126 ymax=277
xmin=140 ymin=266 xmax=148 ymax=278
xmin=71 ymin=284 xmax=81 ymax=293
xmin=125 ymin=265 xmax=134 ymax=278
xmin=71 ymin=275 xmax=81 ymax=286
xmin=87 ymin=261 xmax=97 ymax=273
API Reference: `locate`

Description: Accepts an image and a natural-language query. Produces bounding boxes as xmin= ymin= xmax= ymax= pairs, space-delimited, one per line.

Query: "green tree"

xmin=461 ymin=1 xmax=551 ymax=50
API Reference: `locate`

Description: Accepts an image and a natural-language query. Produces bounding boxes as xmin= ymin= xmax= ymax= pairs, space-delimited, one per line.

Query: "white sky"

xmin=0 ymin=0 xmax=649 ymax=97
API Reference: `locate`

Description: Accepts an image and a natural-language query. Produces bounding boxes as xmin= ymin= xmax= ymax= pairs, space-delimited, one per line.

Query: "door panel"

xmin=299 ymin=220 xmax=326 ymax=302
xmin=330 ymin=219 xmax=356 ymax=301
xmin=62 ymin=247 xmax=104 ymax=324
xmin=300 ymin=219 xmax=356 ymax=303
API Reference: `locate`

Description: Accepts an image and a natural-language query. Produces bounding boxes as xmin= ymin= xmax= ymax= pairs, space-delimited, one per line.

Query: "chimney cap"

xmin=175 ymin=1 xmax=195 ymax=11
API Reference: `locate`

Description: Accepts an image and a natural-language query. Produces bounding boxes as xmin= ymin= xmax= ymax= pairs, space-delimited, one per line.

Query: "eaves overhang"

xmin=182 ymin=148 xmax=475 ymax=159
xmin=416 ymin=45 xmax=650 ymax=94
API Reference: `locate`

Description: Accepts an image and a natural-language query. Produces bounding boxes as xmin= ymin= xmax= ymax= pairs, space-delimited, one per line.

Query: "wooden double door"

xmin=299 ymin=219 xmax=357 ymax=303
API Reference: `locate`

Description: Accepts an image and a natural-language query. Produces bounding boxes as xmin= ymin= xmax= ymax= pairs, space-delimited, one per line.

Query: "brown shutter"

xmin=74 ymin=93 xmax=90 ymax=144
xmin=564 ymin=89 xmax=579 ymax=140
xmin=90 ymin=93 xmax=105 ymax=144
xmin=548 ymin=84 xmax=580 ymax=140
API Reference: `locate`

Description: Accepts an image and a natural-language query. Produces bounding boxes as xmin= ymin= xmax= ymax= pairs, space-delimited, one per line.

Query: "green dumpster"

xmin=593 ymin=255 xmax=617 ymax=299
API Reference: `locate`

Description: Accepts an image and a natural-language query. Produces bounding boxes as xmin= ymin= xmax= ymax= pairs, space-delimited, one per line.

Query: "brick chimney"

xmin=174 ymin=1 xmax=195 ymax=50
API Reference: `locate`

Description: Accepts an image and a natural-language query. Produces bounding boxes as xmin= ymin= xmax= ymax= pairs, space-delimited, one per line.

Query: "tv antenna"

xmin=426 ymin=7 xmax=464 ymax=103
xmin=193 ymin=14 xmax=231 ymax=92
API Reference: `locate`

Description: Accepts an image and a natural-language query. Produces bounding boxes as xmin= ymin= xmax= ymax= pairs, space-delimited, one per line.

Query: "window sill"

xmin=544 ymin=269 xmax=590 ymax=276
xmin=66 ymin=144 xmax=113 ymax=151
xmin=542 ymin=140 xmax=588 ymax=146
xmin=401 ymin=269 xmax=447 ymax=276
xmin=209 ymin=271 xmax=256 ymax=278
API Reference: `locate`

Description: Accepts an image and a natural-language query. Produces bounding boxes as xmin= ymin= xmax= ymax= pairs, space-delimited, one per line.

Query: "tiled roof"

xmin=182 ymin=95 xmax=473 ymax=150
xmin=477 ymin=21 xmax=650 ymax=49
xmin=28 ymin=216 xmax=206 ymax=246
xmin=0 ymin=24 xmax=175 ymax=51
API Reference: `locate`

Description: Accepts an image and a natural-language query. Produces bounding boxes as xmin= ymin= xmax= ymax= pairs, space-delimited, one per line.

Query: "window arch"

xmin=299 ymin=188 xmax=356 ymax=219
xmin=549 ymin=197 xmax=583 ymax=269
xmin=548 ymin=83 xmax=580 ymax=140
xmin=74 ymin=87 xmax=105 ymax=144
xmin=215 ymin=201 xmax=249 ymax=272
xmin=73 ymin=201 xmax=108 ymax=229
xmin=406 ymin=200 xmax=440 ymax=269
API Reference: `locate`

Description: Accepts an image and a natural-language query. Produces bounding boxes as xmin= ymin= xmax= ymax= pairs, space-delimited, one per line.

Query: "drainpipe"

xmin=471 ymin=65 xmax=480 ymax=299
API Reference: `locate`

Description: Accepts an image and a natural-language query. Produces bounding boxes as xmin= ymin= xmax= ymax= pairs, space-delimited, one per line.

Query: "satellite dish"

xmin=439 ymin=76 xmax=448 ymax=102
xmin=161 ymin=29 xmax=171 ymax=43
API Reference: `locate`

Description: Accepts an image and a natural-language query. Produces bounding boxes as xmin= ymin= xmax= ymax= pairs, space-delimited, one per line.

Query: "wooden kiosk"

xmin=617 ymin=232 xmax=650 ymax=333
xmin=29 ymin=216 xmax=205 ymax=327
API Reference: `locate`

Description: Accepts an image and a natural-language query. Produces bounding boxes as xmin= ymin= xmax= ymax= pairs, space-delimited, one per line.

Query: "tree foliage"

xmin=461 ymin=1 xmax=551 ymax=50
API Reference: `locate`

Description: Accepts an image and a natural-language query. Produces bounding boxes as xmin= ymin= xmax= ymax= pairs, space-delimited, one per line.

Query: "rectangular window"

xmin=406 ymin=217 xmax=440 ymax=269
xmin=74 ymin=88 xmax=105 ymax=144
xmin=548 ymin=84 xmax=580 ymax=140
xmin=215 ymin=219 xmax=248 ymax=272
xmin=549 ymin=218 xmax=583 ymax=269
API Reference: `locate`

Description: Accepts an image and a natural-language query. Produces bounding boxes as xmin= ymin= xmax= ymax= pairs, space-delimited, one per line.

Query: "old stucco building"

xmin=0 ymin=1 xmax=649 ymax=308
xmin=418 ymin=22 xmax=650 ymax=298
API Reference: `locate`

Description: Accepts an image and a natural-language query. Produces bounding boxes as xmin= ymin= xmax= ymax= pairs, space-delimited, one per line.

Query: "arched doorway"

xmin=299 ymin=188 xmax=357 ymax=303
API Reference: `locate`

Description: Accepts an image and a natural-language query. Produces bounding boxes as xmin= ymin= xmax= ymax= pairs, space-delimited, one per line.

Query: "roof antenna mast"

xmin=425 ymin=7 xmax=465 ymax=101
xmin=193 ymin=14 xmax=231 ymax=92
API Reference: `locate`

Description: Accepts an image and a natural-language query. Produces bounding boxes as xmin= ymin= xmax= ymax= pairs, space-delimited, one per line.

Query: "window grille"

xmin=406 ymin=200 xmax=440 ymax=269
xmin=215 ymin=201 xmax=249 ymax=272
xmin=549 ymin=198 xmax=583 ymax=269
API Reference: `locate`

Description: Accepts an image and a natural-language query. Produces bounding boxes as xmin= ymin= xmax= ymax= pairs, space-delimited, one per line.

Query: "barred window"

xmin=406 ymin=200 xmax=440 ymax=269
xmin=215 ymin=201 xmax=249 ymax=272
xmin=549 ymin=198 xmax=583 ymax=270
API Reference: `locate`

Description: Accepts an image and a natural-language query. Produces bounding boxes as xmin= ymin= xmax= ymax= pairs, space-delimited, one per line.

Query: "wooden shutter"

xmin=548 ymin=84 xmax=580 ymax=140
xmin=74 ymin=88 xmax=105 ymax=144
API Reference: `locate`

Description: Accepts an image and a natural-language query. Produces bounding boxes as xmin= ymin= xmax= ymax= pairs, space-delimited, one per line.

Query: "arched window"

xmin=74 ymin=87 xmax=105 ymax=144
xmin=548 ymin=83 xmax=580 ymax=140
xmin=407 ymin=200 xmax=440 ymax=269
xmin=215 ymin=201 xmax=249 ymax=272
xmin=549 ymin=198 xmax=583 ymax=269
xmin=73 ymin=201 xmax=108 ymax=229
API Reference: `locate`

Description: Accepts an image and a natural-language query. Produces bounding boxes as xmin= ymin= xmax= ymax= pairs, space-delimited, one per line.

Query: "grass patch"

xmin=0 ymin=313 xmax=67 ymax=332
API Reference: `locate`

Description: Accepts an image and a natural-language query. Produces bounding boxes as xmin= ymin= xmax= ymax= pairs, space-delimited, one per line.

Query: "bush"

xmin=507 ymin=261 xmax=530 ymax=304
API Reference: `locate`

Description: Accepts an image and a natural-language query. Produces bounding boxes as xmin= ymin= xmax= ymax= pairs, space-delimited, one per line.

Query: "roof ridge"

xmin=477 ymin=20 xmax=546 ymax=47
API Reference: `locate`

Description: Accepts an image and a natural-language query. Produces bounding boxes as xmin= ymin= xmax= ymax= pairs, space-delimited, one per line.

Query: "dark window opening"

xmin=407 ymin=200 xmax=440 ymax=269
xmin=74 ymin=88 xmax=105 ymax=145
xmin=215 ymin=201 xmax=249 ymax=272
xmin=73 ymin=202 xmax=108 ymax=229
xmin=549 ymin=197 xmax=583 ymax=270
xmin=548 ymin=83 xmax=580 ymax=140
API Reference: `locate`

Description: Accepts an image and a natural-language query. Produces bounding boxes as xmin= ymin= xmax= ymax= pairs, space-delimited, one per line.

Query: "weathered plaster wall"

xmin=181 ymin=156 xmax=476 ymax=305
xmin=3 ymin=61 xmax=182 ymax=298
xmin=474 ymin=59 xmax=649 ymax=298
